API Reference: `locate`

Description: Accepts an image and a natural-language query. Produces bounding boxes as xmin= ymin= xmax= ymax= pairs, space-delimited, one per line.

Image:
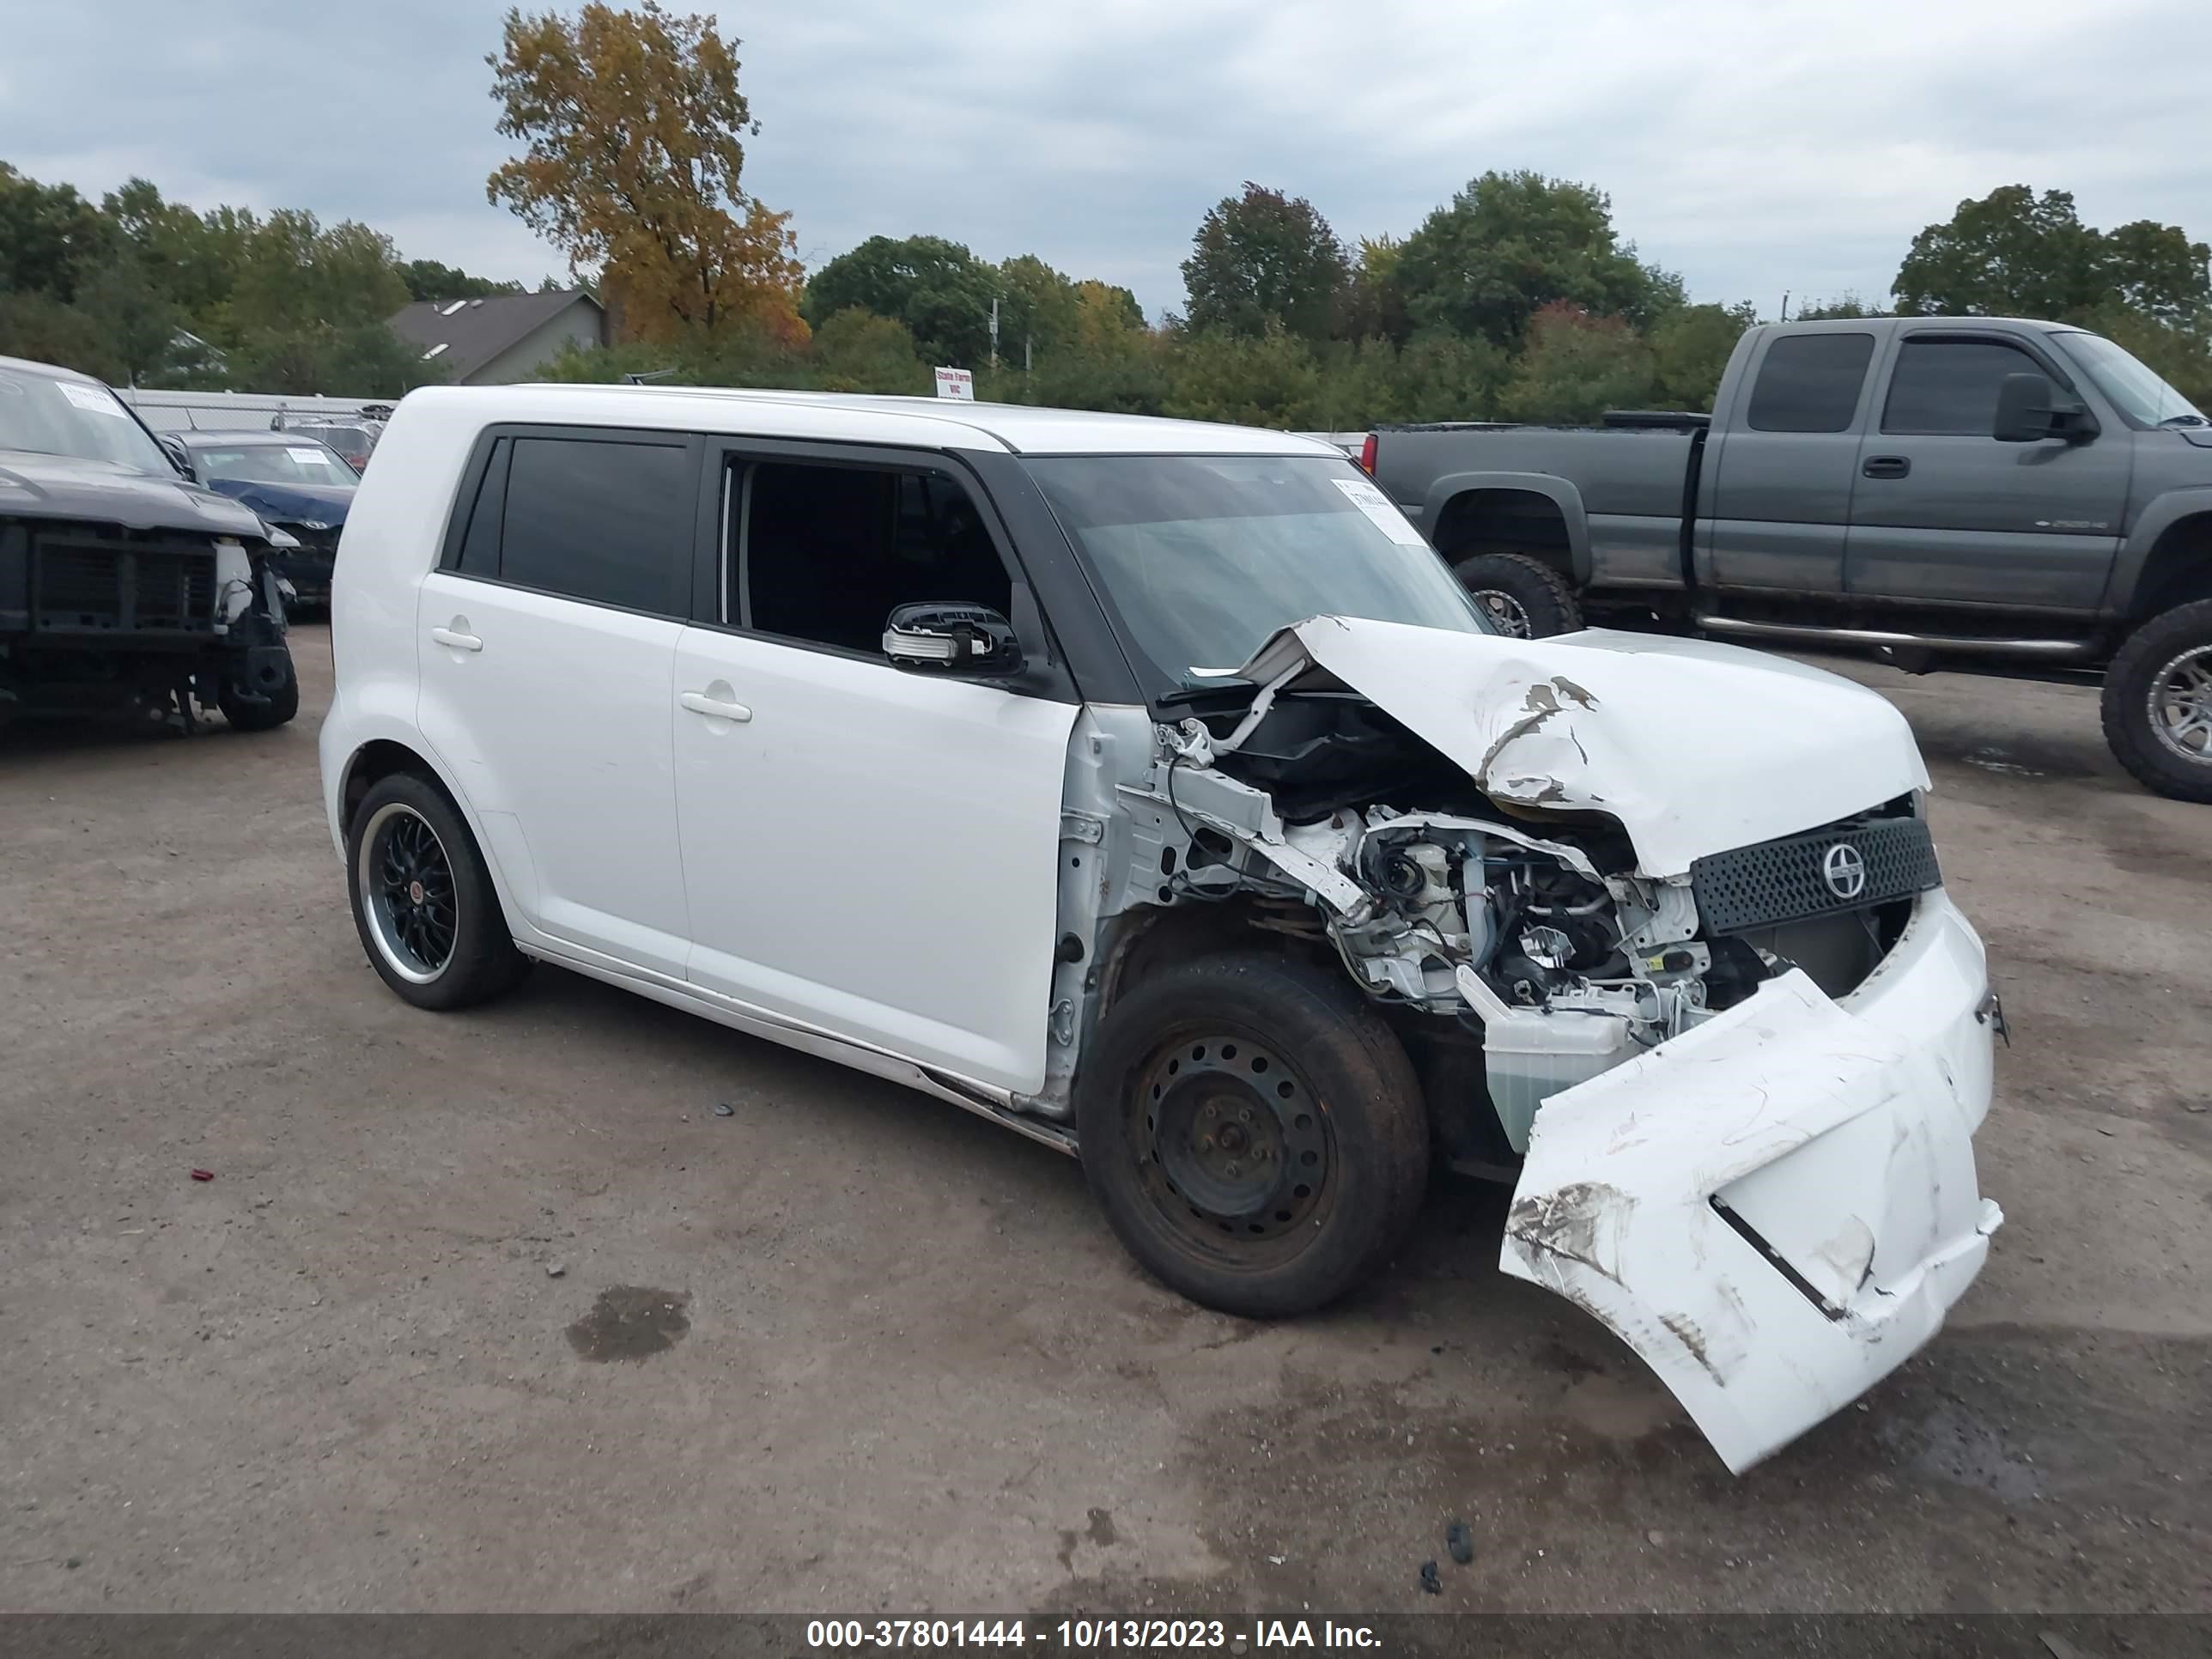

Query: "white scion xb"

xmin=320 ymin=386 xmax=2005 ymax=1474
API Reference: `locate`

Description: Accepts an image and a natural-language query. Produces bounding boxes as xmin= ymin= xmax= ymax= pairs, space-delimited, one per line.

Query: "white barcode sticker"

xmin=1331 ymin=475 xmax=1426 ymax=545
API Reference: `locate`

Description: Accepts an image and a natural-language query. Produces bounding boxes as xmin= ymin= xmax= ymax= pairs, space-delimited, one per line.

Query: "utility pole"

xmin=1778 ymin=290 xmax=1790 ymax=323
xmin=989 ymin=297 xmax=1000 ymax=370
xmin=1024 ymin=336 xmax=1032 ymax=374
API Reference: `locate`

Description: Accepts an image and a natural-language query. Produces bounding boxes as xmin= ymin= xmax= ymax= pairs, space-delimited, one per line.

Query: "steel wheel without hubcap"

xmin=2148 ymin=644 xmax=2212 ymax=765
xmin=358 ymin=802 xmax=458 ymax=984
xmin=1134 ymin=1032 xmax=1334 ymax=1262
xmin=1468 ymin=588 xmax=1534 ymax=638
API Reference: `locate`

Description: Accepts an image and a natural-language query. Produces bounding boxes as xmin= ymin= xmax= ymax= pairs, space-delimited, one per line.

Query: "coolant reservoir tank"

xmin=1479 ymin=1007 xmax=1640 ymax=1153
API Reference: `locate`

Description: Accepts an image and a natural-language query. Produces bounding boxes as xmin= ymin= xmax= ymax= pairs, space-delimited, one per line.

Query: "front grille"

xmin=31 ymin=538 xmax=219 ymax=634
xmin=1692 ymin=813 xmax=1940 ymax=936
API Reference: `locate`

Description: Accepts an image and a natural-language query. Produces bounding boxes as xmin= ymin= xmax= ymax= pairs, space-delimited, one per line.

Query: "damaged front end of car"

xmin=1037 ymin=615 xmax=2002 ymax=1474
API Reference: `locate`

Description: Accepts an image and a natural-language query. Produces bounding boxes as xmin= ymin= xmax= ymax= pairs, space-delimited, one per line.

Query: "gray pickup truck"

xmin=1364 ymin=316 xmax=2212 ymax=801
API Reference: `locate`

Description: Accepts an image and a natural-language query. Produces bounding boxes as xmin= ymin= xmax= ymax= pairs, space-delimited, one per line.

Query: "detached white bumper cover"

xmin=1502 ymin=890 xmax=2002 ymax=1474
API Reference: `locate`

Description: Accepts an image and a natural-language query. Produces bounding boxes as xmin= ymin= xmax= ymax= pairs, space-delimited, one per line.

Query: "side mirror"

xmin=883 ymin=601 xmax=1024 ymax=676
xmin=1993 ymin=372 xmax=2097 ymax=443
xmin=159 ymin=434 xmax=196 ymax=481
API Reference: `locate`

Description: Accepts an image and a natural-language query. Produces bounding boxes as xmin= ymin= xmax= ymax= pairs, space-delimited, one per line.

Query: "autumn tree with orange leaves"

xmin=485 ymin=3 xmax=805 ymax=345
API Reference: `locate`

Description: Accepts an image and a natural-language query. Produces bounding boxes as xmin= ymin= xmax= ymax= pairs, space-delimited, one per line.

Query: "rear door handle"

xmin=429 ymin=626 xmax=482 ymax=652
xmin=1862 ymin=456 xmax=1911 ymax=478
xmin=679 ymin=690 xmax=753 ymax=723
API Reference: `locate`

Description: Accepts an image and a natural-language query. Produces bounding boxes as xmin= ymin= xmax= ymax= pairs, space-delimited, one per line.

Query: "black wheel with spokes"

xmin=346 ymin=772 xmax=529 ymax=1010
xmin=1076 ymin=951 xmax=1429 ymax=1318
xmin=363 ymin=803 xmax=458 ymax=981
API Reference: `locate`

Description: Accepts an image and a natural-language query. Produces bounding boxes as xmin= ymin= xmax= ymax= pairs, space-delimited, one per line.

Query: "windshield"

xmin=194 ymin=441 xmax=360 ymax=488
xmin=0 ymin=366 xmax=173 ymax=472
xmin=2051 ymin=332 xmax=2206 ymax=428
xmin=1028 ymin=454 xmax=1492 ymax=688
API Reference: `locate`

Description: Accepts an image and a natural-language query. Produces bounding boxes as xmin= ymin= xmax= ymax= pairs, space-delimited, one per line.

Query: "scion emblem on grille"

xmin=1821 ymin=842 xmax=1869 ymax=900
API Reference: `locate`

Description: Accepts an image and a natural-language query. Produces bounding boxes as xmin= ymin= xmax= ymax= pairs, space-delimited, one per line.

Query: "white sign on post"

xmin=933 ymin=366 xmax=975 ymax=401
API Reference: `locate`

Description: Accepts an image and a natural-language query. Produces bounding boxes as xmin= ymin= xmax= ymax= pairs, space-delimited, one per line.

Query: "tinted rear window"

xmin=1745 ymin=334 xmax=1875 ymax=433
xmin=494 ymin=437 xmax=691 ymax=613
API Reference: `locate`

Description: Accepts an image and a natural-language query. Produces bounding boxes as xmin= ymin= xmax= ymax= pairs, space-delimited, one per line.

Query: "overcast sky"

xmin=6 ymin=1 xmax=2208 ymax=323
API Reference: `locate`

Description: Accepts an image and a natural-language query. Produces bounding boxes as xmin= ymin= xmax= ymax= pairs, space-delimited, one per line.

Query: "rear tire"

xmin=1074 ymin=951 xmax=1430 ymax=1318
xmin=2100 ymin=599 xmax=2212 ymax=804
xmin=1453 ymin=551 xmax=1582 ymax=639
xmin=346 ymin=773 xmax=530 ymax=1010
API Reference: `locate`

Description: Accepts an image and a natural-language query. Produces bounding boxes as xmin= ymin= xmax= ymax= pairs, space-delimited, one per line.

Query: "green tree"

xmin=1340 ymin=235 xmax=1410 ymax=344
xmin=230 ymin=210 xmax=411 ymax=334
xmin=1893 ymin=186 xmax=2106 ymax=318
xmin=1649 ymin=301 xmax=1758 ymax=409
xmin=1164 ymin=329 xmax=1322 ymax=428
xmin=809 ymin=307 xmax=927 ymax=392
xmin=994 ymin=253 xmax=1080 ymax=364
xmin=1180 ymin=182 xmax=1347 ymax=343
xmin=1390 ymin=331 xmax=1510 ymax=421
xmin=225 ymin=321 xmax=441 ymax=398
xmin=1892 ymin=185 xmax=2209 ymax=323
xmin=2100 ymin=219 xmax=2212 ymax=324
xmin=1396 ymin=171 xmax=1679 ymax=348
xmin=0 ymin=164 xmax=106 ymax=301
xmin=1498 ymin=303 xmax=1656 ymax=423
xmin=73 ymin=259 xmax=185 ymax=386
xmin=400 ymin=259 xmax=526 ymax=302
xmin=100 ymin=179 xmax=258 ymax=329
xmin=801 ymin=235 xmax=998 ymax=366
xmin=0 ymin=290 xmax=119 ymax=379
xmin=1793 ymin=292 xmax=1887 ymax=320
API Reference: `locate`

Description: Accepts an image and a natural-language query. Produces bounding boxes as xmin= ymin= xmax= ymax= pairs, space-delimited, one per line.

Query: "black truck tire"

xmin=2101 ymin=599 xmax=2212 ymax=804
xmin=1453 ymin=551 xmax=1583 ymax=639
xmin=1074 ymin=951 xmax=1430 ymax=1319
xmin=217 ymin=650 xmax=300 ymax=732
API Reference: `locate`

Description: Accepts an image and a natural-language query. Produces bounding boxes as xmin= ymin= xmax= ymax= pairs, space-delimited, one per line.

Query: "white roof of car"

xmin=393 ymin=383 xmax=1340 ymax=459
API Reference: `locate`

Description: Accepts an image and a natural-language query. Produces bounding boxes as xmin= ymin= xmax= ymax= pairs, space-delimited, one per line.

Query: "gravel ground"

xmin=1 ymin=626 xmax=2206 ymax=1615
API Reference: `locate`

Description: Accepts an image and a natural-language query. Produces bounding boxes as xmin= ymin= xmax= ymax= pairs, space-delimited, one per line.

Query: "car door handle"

xmin=429 ymin=626 xmax=482 ymax=652
xmin=679 ymin=690 xmax=753 ymax=723
xmin=1862 ymin=456 xmax=1911 ymax=478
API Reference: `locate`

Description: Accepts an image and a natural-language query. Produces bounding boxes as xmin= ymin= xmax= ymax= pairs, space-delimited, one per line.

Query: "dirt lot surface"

xmin=3 ymin=626 xmax=2207 ymax=1615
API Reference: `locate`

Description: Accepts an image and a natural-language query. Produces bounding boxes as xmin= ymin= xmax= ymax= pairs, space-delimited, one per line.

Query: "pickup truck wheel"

xmin=2101 ymin=599 xmax=2212 ymax=804
xmin=1453 ymin=552 xmax=1582 ymax=639
xmin=346 ymin=773 xmax=530 ymax=1010
xmin=1075 ymin=951 xmax=1429 ymax=1318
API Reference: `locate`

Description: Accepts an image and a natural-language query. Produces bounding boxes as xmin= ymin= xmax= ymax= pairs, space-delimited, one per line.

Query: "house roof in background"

xmin=388 ymin=289 xmax=603 ymax=382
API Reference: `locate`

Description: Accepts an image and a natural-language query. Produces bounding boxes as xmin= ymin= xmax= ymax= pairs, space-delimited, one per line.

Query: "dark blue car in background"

xmin=161 ymin=429 xmax=356 ymax=611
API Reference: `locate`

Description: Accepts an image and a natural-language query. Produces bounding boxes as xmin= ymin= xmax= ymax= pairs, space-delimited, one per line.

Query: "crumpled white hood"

xmin=1232 ymin=617 xmax=1930 ymax=876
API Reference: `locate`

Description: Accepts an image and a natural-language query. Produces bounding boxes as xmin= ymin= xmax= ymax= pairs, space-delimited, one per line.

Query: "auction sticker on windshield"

xmin=1330 ymin=474 xmax=1426 ymax=545
xmin=58 ymin=381 xmax=128 ymax=417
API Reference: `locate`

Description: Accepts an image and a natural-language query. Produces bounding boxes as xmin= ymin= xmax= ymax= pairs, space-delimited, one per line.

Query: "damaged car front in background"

xmin=1022 ymin=453 xmax=2004 ymax=1475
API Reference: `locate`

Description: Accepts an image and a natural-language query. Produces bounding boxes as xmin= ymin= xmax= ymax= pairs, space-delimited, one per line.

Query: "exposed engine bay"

xmin=1030 ymin=679 xmax=1925 ymax=1160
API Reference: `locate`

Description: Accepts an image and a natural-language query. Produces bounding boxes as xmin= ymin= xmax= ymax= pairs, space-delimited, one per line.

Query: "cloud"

xmin=3 ymin=0 xmax=2206 ymax=320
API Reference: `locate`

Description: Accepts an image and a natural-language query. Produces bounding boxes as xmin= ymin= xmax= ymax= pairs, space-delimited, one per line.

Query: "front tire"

xmin=217 ymin=651 xmax=299 ymax=731
xmin=2101 ymin=599 xmax=2212 ymax=804
xmin=1074 ymin=951 xmax=1430 ymax=1318
xmin=1453 ymin=551 xmax=1582 ymax=639
xmin=346 ymin=773 xmax=529 ymax=1010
